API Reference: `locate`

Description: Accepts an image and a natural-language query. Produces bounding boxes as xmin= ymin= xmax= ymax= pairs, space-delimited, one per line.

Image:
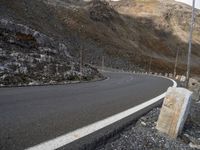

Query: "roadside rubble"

xmin=97 ymin=78 xmax=200 ymax=150
xmin=97 ymin=108 xmax=195 ymax=150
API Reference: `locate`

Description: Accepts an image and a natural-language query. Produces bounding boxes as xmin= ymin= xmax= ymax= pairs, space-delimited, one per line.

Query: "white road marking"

xmin=26 ymin=75 xmax=177 ymax=150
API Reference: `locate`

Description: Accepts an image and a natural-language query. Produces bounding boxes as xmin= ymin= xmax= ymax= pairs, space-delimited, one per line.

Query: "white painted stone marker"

xmin=180 ymin=75 xmax=186 ymax=82
xmin=156 ymin=87 xmax=192 ymax=138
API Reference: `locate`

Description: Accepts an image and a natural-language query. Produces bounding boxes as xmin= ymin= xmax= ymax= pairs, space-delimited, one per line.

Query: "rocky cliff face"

xmin=0 ymin=0 xmax=199 ymax=79
xmin=0 ymin=19 xmax=102 ymax=86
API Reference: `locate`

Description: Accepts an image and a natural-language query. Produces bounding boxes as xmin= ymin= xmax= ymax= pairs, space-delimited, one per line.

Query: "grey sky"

xmin=175 ymin=0 xmax=200 ymax=9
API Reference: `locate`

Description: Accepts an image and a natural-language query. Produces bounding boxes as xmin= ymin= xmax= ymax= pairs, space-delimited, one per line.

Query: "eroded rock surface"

xmin=0 ymin=19 xmax=102 ymax=86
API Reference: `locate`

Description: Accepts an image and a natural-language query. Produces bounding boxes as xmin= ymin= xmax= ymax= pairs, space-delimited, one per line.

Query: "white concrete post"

xmin=156 ymin=87 xmax=192 ymax=138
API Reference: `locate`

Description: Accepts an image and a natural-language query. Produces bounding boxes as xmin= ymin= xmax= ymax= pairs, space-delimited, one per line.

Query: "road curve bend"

xmin=0 ymin=72 xmax=176 ymax=150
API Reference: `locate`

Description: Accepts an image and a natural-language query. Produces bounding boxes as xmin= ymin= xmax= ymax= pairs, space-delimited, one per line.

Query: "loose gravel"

xmin=96 ymin=102 xmax=200 ymax=150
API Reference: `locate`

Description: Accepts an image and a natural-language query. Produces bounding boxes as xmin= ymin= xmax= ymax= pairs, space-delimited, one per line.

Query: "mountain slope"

xmin=0 ymin=0 xmax=199 ymax=77
xmin=0 ymin=18 xmax=102 ymax=86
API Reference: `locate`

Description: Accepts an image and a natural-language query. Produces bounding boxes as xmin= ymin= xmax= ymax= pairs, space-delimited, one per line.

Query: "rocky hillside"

xmin=0 ymin=0 xmax=199 ymax=80
xmin=0 ymin=19 xmax=102 ymax=86
xmin=111 ymin=0 xmax=200 ymax=74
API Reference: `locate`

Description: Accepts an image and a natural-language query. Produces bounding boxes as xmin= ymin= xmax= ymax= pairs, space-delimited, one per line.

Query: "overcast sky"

xmin=175 ymin=0 xmax=200 ymax=9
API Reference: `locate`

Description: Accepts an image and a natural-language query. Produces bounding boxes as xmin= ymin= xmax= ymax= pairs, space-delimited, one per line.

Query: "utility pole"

xmin=186 ymin=0 xmax=196 ymax=88
xmin=148 ymin=57 xmax=152 ymax=73
xmin=56 ymin=64 xmax=59 ymax=75
xmin=79 ymin=48 xmax=83 ymax=74
xmin=102 ymin=55 xmax=105 ymax=71
xmin=174 ymin=48 xmax=179 ymax=77
xmin=46 ymin=50 xmax=50 ymax=76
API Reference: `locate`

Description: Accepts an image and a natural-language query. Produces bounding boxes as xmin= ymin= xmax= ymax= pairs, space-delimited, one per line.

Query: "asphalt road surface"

xmin=0 ymin=72 xmax=173 ymax=150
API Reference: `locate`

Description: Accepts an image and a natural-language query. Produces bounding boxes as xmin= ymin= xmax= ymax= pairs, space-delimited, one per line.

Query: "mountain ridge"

xmin=0 ymin=0 xmax=199 ymax=84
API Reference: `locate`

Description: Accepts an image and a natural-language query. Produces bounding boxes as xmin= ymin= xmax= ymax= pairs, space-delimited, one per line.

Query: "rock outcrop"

xmin=0 ymin=19 xmax=102 ymax=86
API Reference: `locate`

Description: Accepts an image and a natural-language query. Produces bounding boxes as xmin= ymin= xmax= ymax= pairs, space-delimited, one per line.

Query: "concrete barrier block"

xmin=180 ymin=75 xmax=186 ymax=82
xmin=189 ymin=78 xmax=200 ymax=101
xmin=176 ymin=75 xmax=182 ymax=81
xmin=156 ymin=87 xmax=192 ymax=138
xmin=169 ymin=73 xmax=173 ymax=78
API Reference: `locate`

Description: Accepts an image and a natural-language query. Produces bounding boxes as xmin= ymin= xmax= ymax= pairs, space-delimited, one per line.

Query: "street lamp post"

xmin=186 ymin=0 xmax=196 ymax=88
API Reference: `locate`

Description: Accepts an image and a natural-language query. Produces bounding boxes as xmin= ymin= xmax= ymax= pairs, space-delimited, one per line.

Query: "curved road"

xmin=0 ymin=72 xmax=174 ymax=150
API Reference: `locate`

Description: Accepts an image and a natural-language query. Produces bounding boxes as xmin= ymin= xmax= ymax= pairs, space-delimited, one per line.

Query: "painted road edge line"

xmin=26 ymin=77 xmax=177 ymax=150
